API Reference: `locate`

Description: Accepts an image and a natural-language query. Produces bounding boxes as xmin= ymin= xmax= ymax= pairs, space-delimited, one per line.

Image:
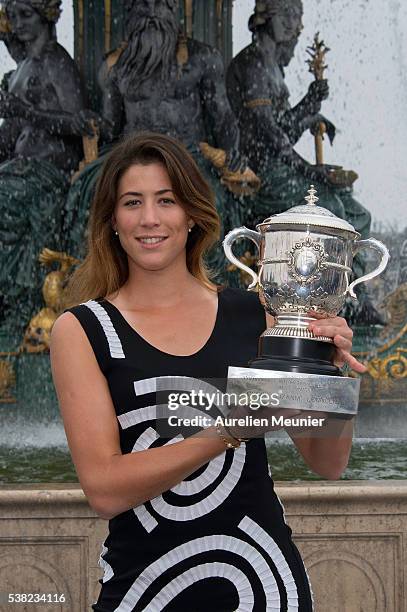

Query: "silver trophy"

xmin=224 ymin=186 xmax=390 ymax=416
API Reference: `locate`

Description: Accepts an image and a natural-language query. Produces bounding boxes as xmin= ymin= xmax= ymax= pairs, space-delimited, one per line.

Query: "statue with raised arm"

xmin=226 ymin=0 xmax=372 ymax=244
xmin=0 ymin=0 xmax=92 ymax=332
xmin=64 ymin=0 xmax=251 ymax=266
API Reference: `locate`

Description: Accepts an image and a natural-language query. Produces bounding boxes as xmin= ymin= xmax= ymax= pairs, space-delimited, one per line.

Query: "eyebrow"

xmin=118 ymin=189 xmax=174 ymax=201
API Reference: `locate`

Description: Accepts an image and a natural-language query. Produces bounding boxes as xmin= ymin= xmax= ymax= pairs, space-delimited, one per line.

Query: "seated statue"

xmin=226 ymin=0 xmax=371 ymax=244
xmin=0 ymin=0 xmax=92 ymax=330
xmin=64 ymin=0 xmax=247 ymax=273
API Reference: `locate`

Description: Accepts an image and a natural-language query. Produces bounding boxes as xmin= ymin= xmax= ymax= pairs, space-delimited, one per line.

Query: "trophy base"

xmin=231 ymin=335 xmax=359 ymax=418
xmin=227 ymin=365 xmax=360 ymax=417
xmin=251 ymin=335 xmax=340 ymax=377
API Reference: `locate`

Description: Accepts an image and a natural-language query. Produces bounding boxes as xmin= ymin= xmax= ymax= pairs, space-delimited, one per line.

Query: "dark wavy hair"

xmin=65 ymin=132 xmax=221 ymax=306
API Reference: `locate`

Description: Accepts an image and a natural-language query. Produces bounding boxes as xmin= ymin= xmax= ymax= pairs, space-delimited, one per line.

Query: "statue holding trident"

xmin=226 ymin=0 xmax=372 ymax=248
xmin=307 ymin=33 xmax=330 ymax=167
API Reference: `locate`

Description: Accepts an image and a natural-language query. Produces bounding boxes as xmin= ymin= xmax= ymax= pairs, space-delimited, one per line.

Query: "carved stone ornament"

xmin=287 ymin=235 xmax=329 ymax=285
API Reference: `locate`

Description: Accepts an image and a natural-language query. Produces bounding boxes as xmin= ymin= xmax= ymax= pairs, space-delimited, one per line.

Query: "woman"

xmin=51 ymin=132 xmax=365 ymax=611
xmin=0 ymin=0 xmax=94 ymax=327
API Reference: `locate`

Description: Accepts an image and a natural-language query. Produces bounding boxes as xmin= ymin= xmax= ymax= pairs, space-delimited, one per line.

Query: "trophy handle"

xmin=223 ymin=227 xmax=261 ymax=290
xmin=347 ymin=238 xmax=390 ymax=299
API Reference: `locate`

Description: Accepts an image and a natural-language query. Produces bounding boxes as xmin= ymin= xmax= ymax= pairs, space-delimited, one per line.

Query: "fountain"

xmin=0 ymin=0 xmax=405 ymax=484
xmin=0 ymin=2 xmax=406 ymax=609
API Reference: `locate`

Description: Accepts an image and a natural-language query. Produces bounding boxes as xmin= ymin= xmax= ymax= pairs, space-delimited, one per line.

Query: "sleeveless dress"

xmin=68 ymin=287 xmax=314 ymax=612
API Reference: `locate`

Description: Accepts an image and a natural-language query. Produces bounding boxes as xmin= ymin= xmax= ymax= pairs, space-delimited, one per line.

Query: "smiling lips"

xmin=136 ymin=236 xmax=168 ymax=247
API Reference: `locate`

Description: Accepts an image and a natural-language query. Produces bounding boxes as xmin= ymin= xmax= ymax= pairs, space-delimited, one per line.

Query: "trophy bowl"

xmin=223 ymin=186 xmax=390 ymax=398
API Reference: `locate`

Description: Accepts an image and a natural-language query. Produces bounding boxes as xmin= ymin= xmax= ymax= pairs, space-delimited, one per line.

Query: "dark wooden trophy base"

xmin=248 ymin=335 xmax=355 ymax=419
xmin=249 ymin=335 xmax=340 ymax=376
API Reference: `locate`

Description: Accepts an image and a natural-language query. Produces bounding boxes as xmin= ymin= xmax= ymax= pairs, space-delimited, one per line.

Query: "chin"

xmin=139 ymin=262 xmax=169 ymax=272
xmin=131 ymin=255 xmax=177 ymax=273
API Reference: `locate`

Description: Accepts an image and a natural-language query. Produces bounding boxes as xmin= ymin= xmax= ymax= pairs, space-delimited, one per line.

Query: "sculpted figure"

xmin=0 ymin=0 xmax=91 ymax=169
xmin=0 ymin=0 xmax=91 ymax=330
xmin=100 ymin=0 xmax=239 ymax=155
xmin=64 ymin=0 xmax=244 ymax=265
xmin=226 ymin=0 xmax=371 ymax=244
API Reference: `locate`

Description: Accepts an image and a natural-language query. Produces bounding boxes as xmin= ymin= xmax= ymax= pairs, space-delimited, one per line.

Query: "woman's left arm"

xmin=266 ymin=314 xmax=366 ymax=479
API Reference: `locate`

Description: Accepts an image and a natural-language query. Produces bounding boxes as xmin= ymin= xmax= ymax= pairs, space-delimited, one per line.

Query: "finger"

xmin=333 ymin=334 xmax=352 ymax=353
xmin=333 ymin=348 xmax=347 ymax=368
xmin=83 ymin=122 xmax=97 ymax=137
xmin=309 ymin=317 xmax=353 ymax=336
xmin=340 ymin=351 xmax=367 ymax=373
xmin=309 ymin=323 xmax=351 ymax=341
xmin=306 ymin=310 xmax=336 ymax=320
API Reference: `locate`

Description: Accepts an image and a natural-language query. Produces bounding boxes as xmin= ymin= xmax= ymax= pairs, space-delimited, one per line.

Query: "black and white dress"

xmin=68 ymin=287 xmax=314 ymax=611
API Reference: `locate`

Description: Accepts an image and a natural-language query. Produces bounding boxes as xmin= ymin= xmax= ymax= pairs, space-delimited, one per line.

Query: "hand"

xmin=305 ymin=163 xmax=333 ymax=185
xmin=71 ymin=109 xmax=102 ymax=137
xmin=307 ymin=312 xmax=367 ymax=373
xmin=307 ymin=79 xmax=329 ymax=103
xmin=305 ymin=79 xmax=329 ymax=115
xmin=0 ymin=91 xmax=30 ymax=119
xmin=226 ymin=403 xmax=302 ymax=440
xmin=310 ymin=114 xmax=336 ymax=145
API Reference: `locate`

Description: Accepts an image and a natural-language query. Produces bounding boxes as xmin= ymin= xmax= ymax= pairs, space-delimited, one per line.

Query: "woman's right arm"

xmin=50 ymin=313 xmax=228 ymax=520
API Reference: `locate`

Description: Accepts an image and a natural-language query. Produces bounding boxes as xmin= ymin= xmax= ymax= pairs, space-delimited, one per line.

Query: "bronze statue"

xmin=64 ymin=0 xmax=248 ymax=270
xmin=22 ymin=248 xmax=79 ymax=353
xmin=0 ymin=0 xmax=92 ymax=170
xmin=226 ymin=0 xmax=371 ymax=243
xmin=96 ymin=0 xmax=240 ymax=161
xmin=0 ymin=0 xmax=90 ymax=331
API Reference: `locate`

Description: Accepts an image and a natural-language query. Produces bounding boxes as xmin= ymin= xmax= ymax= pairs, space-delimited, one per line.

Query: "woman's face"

xmin=7 ymin=1 xmax=45 ymax=42
xmin=113 ymin=162 xmax=193 ymax=274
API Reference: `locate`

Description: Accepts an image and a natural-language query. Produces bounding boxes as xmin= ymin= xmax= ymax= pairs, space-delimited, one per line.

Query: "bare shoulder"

xmin=52 ymin=310 xmax=81 ymax=332
xmin=50 ymin=311 xmax=100 ymax=373
xmin=51 ymin=311 xmax=88 ymax=349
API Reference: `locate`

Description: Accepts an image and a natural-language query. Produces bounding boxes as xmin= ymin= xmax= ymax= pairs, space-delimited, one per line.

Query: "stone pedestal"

xmin=0 ymin=481 xmax=406 ymax=611
xmin=281 ymin=481 xmax=407 ymax=611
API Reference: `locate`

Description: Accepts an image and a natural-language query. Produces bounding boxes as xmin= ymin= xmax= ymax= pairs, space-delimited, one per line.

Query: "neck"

xmin=118 ymin=257 xmax=202 ymax=310
xmin=256 ymin=30 xmax=277 ymax=59
xmin=25 ymin=27 xmax=51 ymax=58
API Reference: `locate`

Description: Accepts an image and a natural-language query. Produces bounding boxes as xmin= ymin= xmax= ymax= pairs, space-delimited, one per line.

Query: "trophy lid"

xmin=257 ymin=186 xmax=360 ymax=237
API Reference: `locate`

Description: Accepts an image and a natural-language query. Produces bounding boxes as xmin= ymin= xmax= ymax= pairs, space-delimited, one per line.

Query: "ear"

xmin=188 ymin=220 xmax=195 ymax=229
xmin=111 ymin=215 xmax=117 ymax=232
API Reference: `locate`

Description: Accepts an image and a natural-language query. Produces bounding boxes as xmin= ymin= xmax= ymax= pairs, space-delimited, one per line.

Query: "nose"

xmin=13 ymin=14 xmax=23 ymax=29
xmin=139 ymin=201 xmax=161 ymax=227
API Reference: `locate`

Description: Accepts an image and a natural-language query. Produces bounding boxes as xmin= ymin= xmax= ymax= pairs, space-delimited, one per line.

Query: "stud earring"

xmin=115 ymin=230 xmax=118 ymax=236
xmin=188 ymin=227 xmax=192 ymax=233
